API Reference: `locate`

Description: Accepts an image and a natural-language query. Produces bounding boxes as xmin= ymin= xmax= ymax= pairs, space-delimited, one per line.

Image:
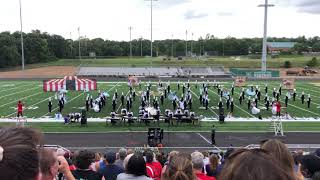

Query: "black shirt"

xmin=72 ymin=169 xmax=102 ymax=180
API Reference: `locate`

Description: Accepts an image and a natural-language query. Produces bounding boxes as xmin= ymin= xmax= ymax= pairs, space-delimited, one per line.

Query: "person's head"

xmin=94 ymin=152 xmax=101 ymax=162
xmin=123 ymin=153 xmax=134 ymax=171
xmin=261 ymin=139 xmax=294 ymax=173
xmin=104 ymin=151 xmax=116 ymax=165
xmin=219 ymin=148 xmax=296 ymax=180
xmin=163 ymin=154 xmax=197 ymax=180
xmin=168 ymin=151 xmax=179 ymax=163
xmin=39 ymin=148 xmax=59 ymax=180
xmin=300 ymin=155 xmax=320 ymax=179
xmin=75 ymin=150 xmax=95 ymax=170
xmin=126 ymin=153 xmax=147 ymax=176
xmin=118 ymin=148 xmax=127 ymax=160
xmin=191 ymin=151 xmax=204 ymax=171
xmin=145 ymin=150 xmax=154 ymax=163
xmin=0 ymin=127 xmax=42 ymax=180
xmin=209 ymin=154 xmax=219 ymax=171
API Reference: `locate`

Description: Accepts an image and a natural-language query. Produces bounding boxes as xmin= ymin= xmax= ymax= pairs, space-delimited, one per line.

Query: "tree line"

xmin=0 ymin=30 xmax=320 ymax=68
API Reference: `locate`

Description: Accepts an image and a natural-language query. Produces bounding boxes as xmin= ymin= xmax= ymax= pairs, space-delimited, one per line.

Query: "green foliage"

xmin=306 ymin=57 xmax=319 ymax=67
xmin=283 ymin=61 xmax=292 ymax=68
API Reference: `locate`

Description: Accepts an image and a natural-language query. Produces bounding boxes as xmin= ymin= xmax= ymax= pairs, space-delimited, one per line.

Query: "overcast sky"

xmin=0 ymin=0 xmax=319 ymax=41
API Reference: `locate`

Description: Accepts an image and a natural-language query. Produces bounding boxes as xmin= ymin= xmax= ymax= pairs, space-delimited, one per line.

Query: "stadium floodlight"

xmin=258 ymin=0 xmax=275 ymax=72
xmin=141 ymin=36 xmax=143 ymax=57
xmin=145 ymin=0 xmax=158 ymax=60
xmin=191 ymin=33 xmax=193 ymax=56
xmin=19 ymin=0 xmax=25 ymax=70
xmin=129 ymin=26 xmax=133 ymax=59
xmin=78 ymin=27 xmax=81 ymax=60
xmin=171 ymin=34 xmax=174 ymax=57
xmin=185 ymin=30 xmax=188 ymax=57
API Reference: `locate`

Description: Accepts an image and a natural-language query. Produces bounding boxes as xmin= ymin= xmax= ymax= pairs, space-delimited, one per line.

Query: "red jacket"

xmin=276 ymin=102 xmax=281 ymax=112
xmin=17 ymin=103 xmax=23 ymax=112
xmin=146 ymin=161 xmax=162 ymax=180
xmin=196 ymin=172 xmax=216 ymax=180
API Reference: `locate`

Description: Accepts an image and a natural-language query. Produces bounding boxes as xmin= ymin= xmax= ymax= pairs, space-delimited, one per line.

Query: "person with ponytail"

xmin=162 ymin=154 xmax=197 ymax=180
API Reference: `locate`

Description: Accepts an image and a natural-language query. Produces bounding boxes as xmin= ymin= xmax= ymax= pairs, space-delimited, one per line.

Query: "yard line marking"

xmin=5 ymin=95 xmax=54 ymax=117
xmin=189 ymin=89 xmax=219 ymax=118
xmin=0 ymin=86 xmax=40 ymax=99
xmin=196 ymin=133 xmax=222 ymax=151
xmin=0 ymin=83 xmax=38 ymax=93
xmin=0 ymin=91 xmax=43 ymax=108
xmin=41 ymin=82 xmax=120 ymax=117
xmin=208 ymin=89 xmax=255 ymax=118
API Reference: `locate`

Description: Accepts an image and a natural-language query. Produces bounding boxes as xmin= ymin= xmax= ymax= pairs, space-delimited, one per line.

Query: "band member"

xmin=188 ymin=98 xmax=192 ymax=110
xmin=58 ymin=98 xmax=64 ymax=113
xmin=285 ymin=94 xmax=289 ymax=107
xmin=115 ymin=89 xmax=118 ymax=99
xmin=129 ymin=94 xmax=133 ymax=109
xmin=160 ymin=94 xmax=164 ymax=105
xmin=133 ymin=90 xmax=136 ymax=101
xmin=279 ymin=85 xmax=282 ymax=96
xmin=241 ymin=88 xmax=245 ymax=100
xmin=265 ymin=84 xmax=268 ymax=94
xmin=179 ymin=98 xmax=185 ymax=110
xmin=239 ymin=95 xmax=243 ymax=105
xmin=48 ymin=97 xmax=52 ymax=113
xmin=85 ymin=97 xmax=89 ymax=111
xmin=90 ymin=96 xmax=93 ymax=108
xmin=121 ymin=92 xmax=124 ymax=106
xmin=231 ymin=85 xmax=234 ymax=96
xmin=276 ymin=101 xmax=281 ymax=117
xmin=230 ymin=98 xmax=234 ymax=113
xmin=199 ymin=93 xmax=203 ymax=104
xmin=273 ymin=88 xmax=276 ymax=98
xmin=112 ymin=96 xmax=116 ymax=111
xmin=126 ymin=96 xmax=130 ymax=111
xmin=164 ymin=89 xmax=167 ymax=98
xmin=182 ymin=84 xmax=186 ymax=94
xmin=307 ymin=94 xmax=311 ymax=108
xmin=301 ymin=92 xmax=305 ymax=104
xmin=205 ymin=95 xmax=209 ymax=110
xmin=17 ymin=100 xmax=23 ymax=117
xmin=167 ymin=83 xmax=171 ymax=93
xmin=264 ymin=94 xmax=268 ymax=103
xmin=293 ymin=89 xmax=297 ymax=101
xmin=257 ymin=90 xmax=261 ymax=101
xmin=265 ymin=97 xmax=270 ymax=111
xmin=172 ymin=99 xmax=177 ymax=110
xmin=211 ymin=125 xmax=216 ymax=145
xmin=177 ymin=82 xmax=180 ymax=90
xmin=218 ymin=98 xmax=223 ymax=110
xmin=247 ymin=98 xmax=251 ymax=110
xmin=226 ymin=97 xmax=230 ymax=110
xmin=276 ymin=91 xmax=280 ymax=102
xmin=254 ymin=96 xmax=258 ymax=108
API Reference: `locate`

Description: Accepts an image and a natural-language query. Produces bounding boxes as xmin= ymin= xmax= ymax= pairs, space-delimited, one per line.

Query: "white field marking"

xmin=196 ymin=133 xmax=212 ymax=145
xmin=0 ymin=83 xmax=38 ymax=93
xmin=208 ymin=89 xmax=255 ymax=118
xmin=116 ymin=90 xmax=130 ymax=113
xmin=0 ymin=91 xmax=43 ymax=108
xmin=5 ymin=96 xmax=54 ymax=117
xmin=41 ymin=82 xmax=120 ymax=117
xmin=259 ymin=83 xmax=320 ymax=115
xmin=189 ymin=89 xmax=219 ymax=117
xmin=0 ymin=86 xmax=39 ymax=99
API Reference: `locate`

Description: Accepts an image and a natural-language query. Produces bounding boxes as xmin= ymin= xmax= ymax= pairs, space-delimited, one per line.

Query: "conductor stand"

xmin=147 ymin=128 xmax=164 ymax=147
xmin=219 ymin=108 xmax=225 ymax=124
xmin=16 ymin=117 xmax=27 ymax=127
xmin=272 ymin=117 xmax=284 ymax=137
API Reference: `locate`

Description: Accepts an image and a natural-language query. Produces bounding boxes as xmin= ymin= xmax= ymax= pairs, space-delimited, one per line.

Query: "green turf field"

xmin=0 ymin=80 xmax=319 ymax=119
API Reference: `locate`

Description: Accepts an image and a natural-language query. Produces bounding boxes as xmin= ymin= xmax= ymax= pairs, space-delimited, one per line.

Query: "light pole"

xmin=185 ymin=30 xmax=188 ymax=57
xmin=140 ymin=36 xmax=143 ymax=57
xmin=145 ymin=0 xmax=158 ymax=62
xmin=19 ymin=0 xmax=25 ymax=70
xmin=129 ymin=26 xmax=133 ymax=59
xmin=171 ymin=34 xmax=174 ymax=58
xmin=259 ymin=0 xmax=274 ymax=72
xmin=78 ymin=27 xmax=81 ymax=60
xmin=191 ymin=33 xmax=193 ymax=56
xmin=70 ymin=32 xmax=73 ymax=58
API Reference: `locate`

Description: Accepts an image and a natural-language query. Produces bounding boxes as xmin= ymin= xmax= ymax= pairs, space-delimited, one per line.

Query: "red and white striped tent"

xmin=43 ymin=76 xmax=97 ymax=92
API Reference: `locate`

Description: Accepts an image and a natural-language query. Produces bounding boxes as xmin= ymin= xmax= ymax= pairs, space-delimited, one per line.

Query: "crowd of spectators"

xmin=0 ymin=127 xmax=320 ymax=180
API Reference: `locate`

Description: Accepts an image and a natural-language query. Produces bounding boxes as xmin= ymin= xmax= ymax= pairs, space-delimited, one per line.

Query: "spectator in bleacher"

xmin=216 ymin=148 xmax=234 ymax=176
xmin=261 ymin=139 xmax=295 ymax=177
xmin=191 ymin=151 xmax=216 ymax=180
xmin=162 ymin=154 xmax=197 ymax=180
xmin=99 ymin=151 xmax=124 ymax=180
xmin=219 ymin=149 xmax=296 ymax=180
xmin=145 ymin=150 xmax=162 ymax=180
xmin=90 ymin=152 xmax=101 ymax=172
xmin=161 ymin=151 xmax=179 ymax=176
xmin=205 ymin=154 xmax=219 ymax=178
xmin=115 ymin=148 xmax=127 ymax=170
xmin=300 ymin=155 xmax=320 ymax=180
xmin=117 ymin=153 xmax=152 ymax=180
xmin=39 ymin=149 xmax=74 ymax=180
xmin=0 ymin=127 xmax=41 ymax=180
xmin=72 ymin=150 xmax=102 ymax=180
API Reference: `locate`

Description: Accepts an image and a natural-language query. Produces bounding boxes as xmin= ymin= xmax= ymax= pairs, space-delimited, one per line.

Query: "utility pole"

xmin=129 ymin=26 xmax=133 ymax=59
xmin=70 ymin=32 xmax=73 ymax=58
xmin=140 ymin=36 xmax=143 ymax=57
xmin=19 ymin=0 xmax=25 ymax=70
xmin=145 ymin=0 xmax=158 ymax=67
xmin=185 ymin=30 xmax=188 ymax=57
xmin=259 ymin=0 xmax=274 ymax=72
xmin=78 ymin=27 xmax=81 ymax=60
xmin=191 ymin=33 xmax=193 ymax=56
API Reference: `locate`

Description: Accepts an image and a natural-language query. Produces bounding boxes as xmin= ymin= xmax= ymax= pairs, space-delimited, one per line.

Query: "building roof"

xmin=267 ymin=42 xmax=296 ymax=48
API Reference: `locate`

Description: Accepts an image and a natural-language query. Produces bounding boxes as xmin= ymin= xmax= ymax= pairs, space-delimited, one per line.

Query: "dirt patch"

xmin=0 ymin=66 xmax=77 ymax=79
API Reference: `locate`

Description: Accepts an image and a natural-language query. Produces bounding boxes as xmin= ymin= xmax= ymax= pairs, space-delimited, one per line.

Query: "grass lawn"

xmin=20 ymin=55 xmax=320 ymax=69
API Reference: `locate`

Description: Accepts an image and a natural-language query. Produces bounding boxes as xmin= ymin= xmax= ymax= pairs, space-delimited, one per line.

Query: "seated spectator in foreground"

xmin=145 ymin=150 xmax=162 ymax=180
xmin=39 ymin=148 xmax=60 ymax=180
xmin=261 ymin=139 xmax=295 ymax=177
xmin=161 ymin=151 xmax=179 ymax=176
xmin=115 ymin=148 xmax=127 ymax=170
xmin=162 ymin=154 xmax=197 ymax=180
xmin=100 ymin=151 xmax=124 ymax=180
xmin=0 ymin=127 xmax=74 ymax=180
xmin=72 ymin=150 xmax=102 ymax=180
xmin=191 ymin=151 xmax=216 ymax=180
xmin=219 ymin=148 xmax=296 ymax=180
xmin=300 ymin=155 xmax=320 ymax=180
xmin=205 ymin=154 xmax=219 ymax=177
xmin=216 ymin=148 xmax=234 ymax=176
xmin=117 ymin=153 xmax=152 ymax=180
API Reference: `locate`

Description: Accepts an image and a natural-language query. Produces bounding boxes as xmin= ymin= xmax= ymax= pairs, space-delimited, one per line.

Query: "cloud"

xmin=157 ymin=0 xmax=190 ymax=8
xmin=217 ymin=12 xmax=233 ymax=16
xmin=184 ymin=10 xmax=208 ymax=20
xmin=296 ymin=0 xmax=320 ymax=14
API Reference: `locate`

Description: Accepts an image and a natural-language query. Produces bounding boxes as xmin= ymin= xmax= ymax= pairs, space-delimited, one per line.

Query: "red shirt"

xmin=276 ymin=102 xmax=281 ymax=112
xmin=146 ymin=162 xmax=162 ymax=180
xmin=195 ymin=172 xmax=216 ymax=180
xmin=17 ymin=103 xmax=23 ymax=112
